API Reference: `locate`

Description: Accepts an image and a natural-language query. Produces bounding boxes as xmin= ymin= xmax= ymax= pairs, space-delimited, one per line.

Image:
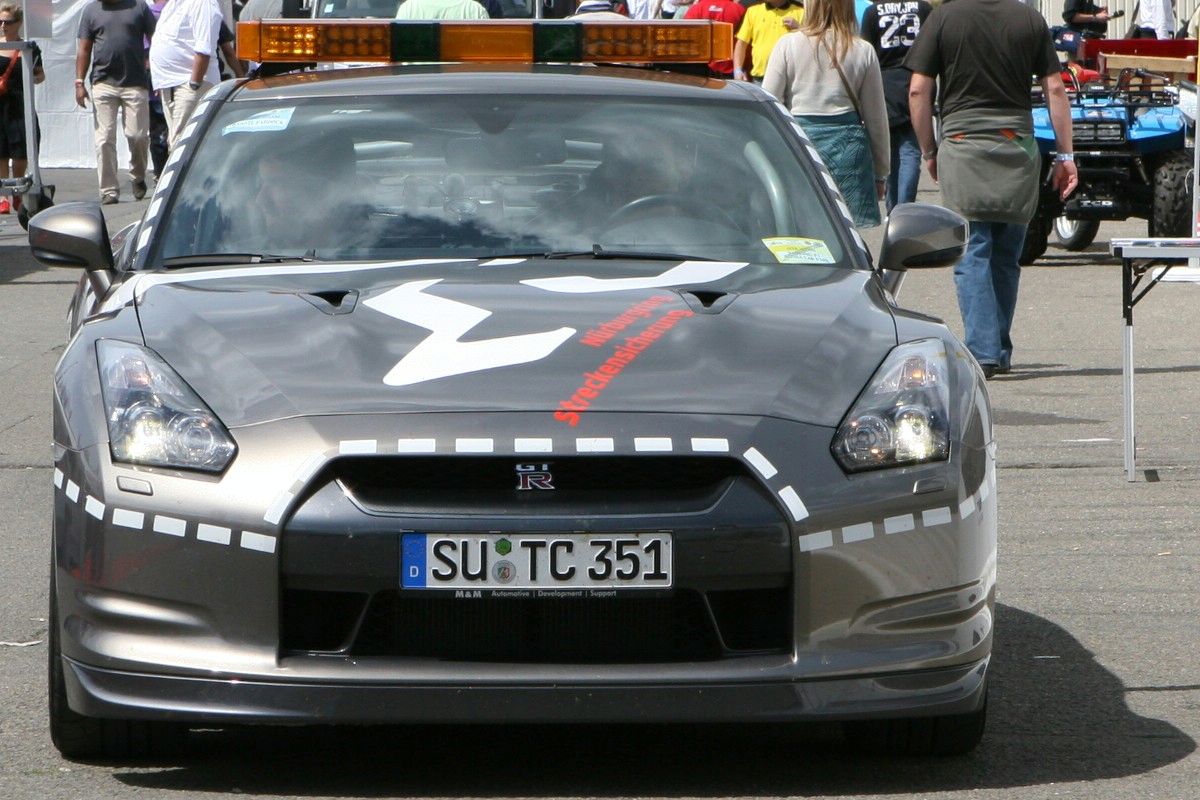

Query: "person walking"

xmin=0 ymin=3 xmax=43 ymax=215
xmin=763 ymin=0 xmax=889 ymax=227
xmin=394 ymin=0 xmax=489 ymax=19
xmin=861 ymin=0 xmax=930 ymax=212
xmin=150 ymin=0 xmax=225 ymax=148
xmin=732 ymin=0 xmax=804 ymax=83
xmin=907 ymin=0 xmax=1077 ymax=378
xmin=76 ymin=0 xmax=157 ymax=205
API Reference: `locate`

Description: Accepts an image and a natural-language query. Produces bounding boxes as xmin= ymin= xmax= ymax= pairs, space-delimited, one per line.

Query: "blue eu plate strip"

xmin=401 ymin=533 xmax=427 ymax=588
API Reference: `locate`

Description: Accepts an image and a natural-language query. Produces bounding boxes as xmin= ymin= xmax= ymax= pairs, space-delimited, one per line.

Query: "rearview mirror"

xmin=877 ymin=203 xmax=968 ymax=271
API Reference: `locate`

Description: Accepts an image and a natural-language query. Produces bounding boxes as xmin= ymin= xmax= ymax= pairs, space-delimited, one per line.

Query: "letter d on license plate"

xmin=401 ymin=533 xmax=672 ymax=590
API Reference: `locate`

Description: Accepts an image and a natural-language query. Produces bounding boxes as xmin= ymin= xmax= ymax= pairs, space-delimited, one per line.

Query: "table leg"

xmin=1123 ymin=322 xmax=1135 ymax=481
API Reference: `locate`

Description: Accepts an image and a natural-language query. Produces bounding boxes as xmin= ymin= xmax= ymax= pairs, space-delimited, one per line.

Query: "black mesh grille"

xmin=351 ymin=590 xmax=723 ymax=663
xmin=281 ymin=589 xmax=369 ymax=653
xmin=334 ymin=456 xmax=745 ymax=514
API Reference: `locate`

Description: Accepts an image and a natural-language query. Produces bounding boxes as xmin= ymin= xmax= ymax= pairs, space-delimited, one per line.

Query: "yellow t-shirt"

xmin=736 ymin=4 xmax=806 ymax=78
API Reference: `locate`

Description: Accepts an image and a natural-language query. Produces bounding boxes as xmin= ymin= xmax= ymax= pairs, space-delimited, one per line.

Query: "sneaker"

xmin=132 ymin=179 xmax=147 ymax=200
xmin=101 ymin=195 xmax=118 ymax=205
xmin=0 ymin=197 xmax=10 ymax=214
xmin=980 ymin=363 xmax=998 ymax=380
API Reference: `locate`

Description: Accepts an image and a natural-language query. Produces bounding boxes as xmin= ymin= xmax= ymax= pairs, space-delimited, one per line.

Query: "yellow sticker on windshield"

xmin=762 ymin=237 xmax=836 ymax=264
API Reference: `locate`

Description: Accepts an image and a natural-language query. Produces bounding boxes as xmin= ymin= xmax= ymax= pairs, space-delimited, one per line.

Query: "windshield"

xmin=154 ymin=93 xmax=849 ymax=267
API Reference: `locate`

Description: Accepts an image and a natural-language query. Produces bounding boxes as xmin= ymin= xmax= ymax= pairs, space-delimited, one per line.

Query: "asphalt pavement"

xmin=0 ymin=169 xmax=1196 ymax=799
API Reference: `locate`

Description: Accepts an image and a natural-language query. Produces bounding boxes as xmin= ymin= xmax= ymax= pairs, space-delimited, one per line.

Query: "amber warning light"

xmin=237 ymin=20 xmax=733 ymax=65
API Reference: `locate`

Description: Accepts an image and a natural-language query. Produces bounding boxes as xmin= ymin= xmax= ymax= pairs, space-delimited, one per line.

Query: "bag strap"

xmin=823 ymin=39 xmax=864 ymax=123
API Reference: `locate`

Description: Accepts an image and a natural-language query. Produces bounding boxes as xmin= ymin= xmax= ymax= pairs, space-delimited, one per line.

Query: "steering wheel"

xmin=597 ymin=193 xmax=743 ymax=235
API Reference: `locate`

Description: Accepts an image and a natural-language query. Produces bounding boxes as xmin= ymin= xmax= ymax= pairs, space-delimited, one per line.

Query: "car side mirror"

xmin=29 ymin=202 xmax=116 ymax=298
xmin=877 ymin=203 xmax=968 ymax=272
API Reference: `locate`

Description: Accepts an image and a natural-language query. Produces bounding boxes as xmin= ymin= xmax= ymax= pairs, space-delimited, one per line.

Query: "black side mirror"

xmin=877 ymin=203 xmax=968 ymax=271
xmin=29 ymin=202 xmax=115 ymax=271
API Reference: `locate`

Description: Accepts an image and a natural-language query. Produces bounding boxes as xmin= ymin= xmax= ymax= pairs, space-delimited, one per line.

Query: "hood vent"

xmin=679 ymin=288 xmax=737 ymax=314
xmin=301 ymin=289 xmax=358 ymax=316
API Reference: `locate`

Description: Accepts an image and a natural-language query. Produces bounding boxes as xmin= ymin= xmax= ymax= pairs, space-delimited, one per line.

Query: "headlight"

xmin=831 ymin=339 xmax=951 ymax=472
xmin=96 ymin=340 xmax=237 ymax=472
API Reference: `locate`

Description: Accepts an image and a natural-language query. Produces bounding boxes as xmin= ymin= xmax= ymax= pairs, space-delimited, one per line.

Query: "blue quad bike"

xmin=1022 ymin=69 xmax=1195 ymax=264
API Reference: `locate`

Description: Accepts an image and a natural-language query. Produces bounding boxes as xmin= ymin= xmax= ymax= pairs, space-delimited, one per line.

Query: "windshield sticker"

xmin=324 ymin=2 xmax=334 ymax=10
xmin=762 ymin=237 xmax=836 ymax=264
xmin=222 ymin=108 xmax=296 ymax=136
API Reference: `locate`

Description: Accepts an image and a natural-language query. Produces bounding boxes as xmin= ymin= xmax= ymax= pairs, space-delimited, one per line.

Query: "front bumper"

xmin=63 ymin=655 xmax=989 ymax=725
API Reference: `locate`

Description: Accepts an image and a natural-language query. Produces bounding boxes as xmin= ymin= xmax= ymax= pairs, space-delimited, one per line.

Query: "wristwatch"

xmin=921 ymin=148 xmax=937 ymax=159
xmin=1055 ymin=152 xmax=1075 ymax=162
xmin=188 ymin=80 xmax=202 ymax=91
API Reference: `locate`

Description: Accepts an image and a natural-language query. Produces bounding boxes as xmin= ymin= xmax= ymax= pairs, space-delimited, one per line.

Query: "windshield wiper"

xmin=160 ymin=252 xmax=321 ymax=268
xmin=486 ymin=245 xmax=716 ymax=262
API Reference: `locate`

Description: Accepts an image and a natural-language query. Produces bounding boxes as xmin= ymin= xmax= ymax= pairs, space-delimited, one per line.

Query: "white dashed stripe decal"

xmin=798 ymin=531 xmax=833 ymax=552
xmin=691 ymin=437 xmax=729 ymax=453
xmin=456 ymin=438 xmax=494 ymax=454
xmin=884 ymin=514 xmax=915 ymax=535
xmin=153 ymin=515 xmax=186 ymax=537
xmin=264 ymin=492 xmax=294 ymax=525
xmin=959 ymin=496 xmax=976 ymax=519
xmin=397 ymin=438 xmax=437 ymax=453
xmin=339 ymin=439 xmax=377 ymax=455
xmin=515 ymin=437 xmax=553 ymax=453
xmin=112 ymin=509 xmax=145 ymax=529
xmin=53 ymin=468 xmax=64 ymax=489
xmin=240 ymin=531 xmax=277 ymax=554
xmin=842 ymin=522 xmax=874 ymax=543
xmin=65 ymin=480 xmax=80 ymax=503
xmin=743 ymin=447 xmax=778 ymax=480
xmin=634 ymin=437 xmax=673 ymax=453
xmin=197 ymin=524 xmax=232 ymax=546
xmin=84 ymin=497 xmax=105 ymax=520
xmin=778 ymin=486 xmax=809 ymax=522
xmin=923 ymin=507 xmax=953 ymax=527
xmin=576 ymin=438 xmax=614 ymax=453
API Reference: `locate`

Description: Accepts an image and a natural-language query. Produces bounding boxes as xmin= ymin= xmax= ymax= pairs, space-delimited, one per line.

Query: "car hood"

xmin=133 ymin=259 xmax=898 ymax=429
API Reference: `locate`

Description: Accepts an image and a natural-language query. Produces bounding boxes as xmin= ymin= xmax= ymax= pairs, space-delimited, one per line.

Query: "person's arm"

xmin=858 ymin=49 xmax=890 ymax=192
xmin=1066 ymin=0 xmax=1110 ymax=26
xmin=1041 ymin=71 xmax=1079 ymax=200
xmin=908 ymin=71 xmax=937 ymax=182
xmin=74 ymin=38 xmax=93 ymax=107
xmin=32 ymin=46 xmax=44 ymax=85
xmin=732 ymin=38 xmax=750 ymax=80
xmin=761 ymin=38 xmax=790 ymax=103
xmin=220 ymin=40 xmax=245 ymax=77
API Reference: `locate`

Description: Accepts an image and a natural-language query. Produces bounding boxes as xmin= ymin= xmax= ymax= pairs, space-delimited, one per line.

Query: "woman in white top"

xmin=763 ymin=0 xmax=889 ymax=226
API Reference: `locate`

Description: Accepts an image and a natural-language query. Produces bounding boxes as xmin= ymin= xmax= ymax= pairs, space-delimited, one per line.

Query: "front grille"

xmin=352 ymin=590 xmax=723 ymax=663
xmin=335 ymin=455 xmax=747 ymax=514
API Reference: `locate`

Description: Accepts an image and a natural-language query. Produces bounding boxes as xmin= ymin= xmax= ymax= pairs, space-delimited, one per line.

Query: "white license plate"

xmin=401 ymin=533 xmax=672 ymax=591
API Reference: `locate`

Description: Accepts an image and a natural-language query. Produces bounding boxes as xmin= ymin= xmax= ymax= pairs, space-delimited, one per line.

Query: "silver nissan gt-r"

xmin=35 ymin=20 xmax=993 ymax=761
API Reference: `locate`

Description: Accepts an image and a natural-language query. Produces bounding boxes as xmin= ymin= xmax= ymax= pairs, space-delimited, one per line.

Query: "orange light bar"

xmin=237 ymin=20 xmax=733 ymax=66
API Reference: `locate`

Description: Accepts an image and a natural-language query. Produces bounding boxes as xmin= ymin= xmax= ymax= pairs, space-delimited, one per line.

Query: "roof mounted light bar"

xmin=236 ymin=19 xmax=733 ymax=65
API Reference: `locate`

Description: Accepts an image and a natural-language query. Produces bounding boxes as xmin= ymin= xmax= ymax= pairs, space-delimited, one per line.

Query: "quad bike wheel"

xmin=1150 ymin=150 xmax=1194 ymax=238
xmin=1053 ymin=216 xmax=1100 ymax=251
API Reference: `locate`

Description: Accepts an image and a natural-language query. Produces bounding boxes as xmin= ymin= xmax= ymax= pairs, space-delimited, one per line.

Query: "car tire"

xmin=48 ymin=570 xmax=187 ymax=760
xmin=1053 ymin=216 xmax=1100 ymax=251
xmin=842 ymin=693 xmax=987 ymax=756
xmin=1019 ymin=215 xmax=1050 ymax=265
xmin=1150 ymin=150 xmax=1194 ymax=238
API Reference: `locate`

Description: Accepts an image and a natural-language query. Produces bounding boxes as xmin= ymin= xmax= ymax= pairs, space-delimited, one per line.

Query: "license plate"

xmin=401 ymin=533 xmax=672 ymax=591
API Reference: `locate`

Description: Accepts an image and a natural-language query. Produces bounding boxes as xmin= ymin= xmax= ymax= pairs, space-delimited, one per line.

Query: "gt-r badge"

xmin=516 ymin=463 xmax=555 ymax=490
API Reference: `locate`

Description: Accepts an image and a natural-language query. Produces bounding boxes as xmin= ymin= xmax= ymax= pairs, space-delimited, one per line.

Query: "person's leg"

xmin=989 ymin=221 xmax=1026 ymax=372
xmin=886 ymin=127 xmax=901 ymax=213
xmin=165 ymin=82 xmax=211 ymax=149
xmin=895 ymin=125 xmax=922 ymax=206
xmin=953 ymin=221 xmax=1004 ymax=370
xmin=148 ymin=94 xmax=168 ymax=180
xmin=122 ymin=86 xmax=150 ymax=194
xmin=91 ymin=82 xmax=121 ymax=202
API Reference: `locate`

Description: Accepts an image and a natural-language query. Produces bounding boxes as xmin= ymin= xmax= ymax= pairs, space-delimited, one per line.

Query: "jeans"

xmin=886 ymin=123 xmax=921 ymax=212
xmin=953 ymin=221 xmax=1026 ymax=368
xmin=90 ymin=83 xmax=149 ymax=201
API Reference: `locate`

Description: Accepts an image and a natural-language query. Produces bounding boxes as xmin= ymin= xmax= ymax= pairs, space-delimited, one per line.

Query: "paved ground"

xmin=0 ymin=170 xmax=1196 ymax=799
